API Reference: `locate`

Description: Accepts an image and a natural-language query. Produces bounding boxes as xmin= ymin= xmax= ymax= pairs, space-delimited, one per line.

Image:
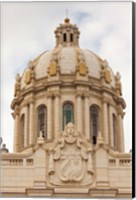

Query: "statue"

xmin=14 ymin=74 xmax=21 ymax=97
xmin=115 ymin=72 xmax=122 ymax=96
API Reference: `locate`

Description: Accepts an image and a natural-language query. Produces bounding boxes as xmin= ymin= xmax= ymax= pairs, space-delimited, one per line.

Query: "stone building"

xmin=0 ymin=18 xmax=132 ymax=198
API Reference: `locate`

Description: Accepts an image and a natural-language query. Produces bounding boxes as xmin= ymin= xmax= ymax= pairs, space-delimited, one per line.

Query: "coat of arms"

xmin=48 ymin=123 xmax=94 ymax=186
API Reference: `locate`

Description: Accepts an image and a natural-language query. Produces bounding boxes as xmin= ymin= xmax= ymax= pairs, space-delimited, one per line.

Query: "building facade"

xmin=0 ymin=18 xmax=132 ymax=198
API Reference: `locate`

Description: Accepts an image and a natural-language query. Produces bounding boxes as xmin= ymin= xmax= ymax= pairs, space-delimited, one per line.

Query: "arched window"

xmin=90 ymin=105 xmax=99 ymax=144
xmin=21 ymin=114 xmax=25 ymax=147
xmin=113 ymin=114 xmax=117 ymax=149
xmin=38 ymin=105 xmax=47 ymax=139
xmin=70 ymin=33 xmax=73 ymax=42
xmin=63 ymin=33 xmax=67 ymax=42
xmin=63 ymin=103 xmax=74 ymax=130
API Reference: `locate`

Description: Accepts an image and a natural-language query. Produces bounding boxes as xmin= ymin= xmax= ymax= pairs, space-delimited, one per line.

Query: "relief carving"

xmin=24 ymin=61 xmax=35 ymax=84
xmin=48 ymin=123 xmax=94 ymax=186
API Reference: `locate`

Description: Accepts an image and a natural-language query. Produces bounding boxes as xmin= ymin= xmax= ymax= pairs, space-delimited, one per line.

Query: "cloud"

xmin=1 ymin=2 xmax=132 ymax=152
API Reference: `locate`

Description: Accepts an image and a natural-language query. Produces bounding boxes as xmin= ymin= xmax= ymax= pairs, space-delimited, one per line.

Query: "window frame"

xmin=37 ymin=105 xmax=47 ymax=139
xmin=20 ymin=114 xmax=25 ymax=147
xmin=90 ymin=105 xmax=99 ymax=144
xmin=62 ymin=102 xmax=74 ymax=130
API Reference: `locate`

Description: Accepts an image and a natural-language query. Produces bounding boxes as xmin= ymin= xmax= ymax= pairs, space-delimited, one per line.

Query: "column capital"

xmin=47 ymin=93 xmax=53 ymax=99
xmin=102 ymin=96 xmax=111 ymax=104
xmin=54 ymin=92 xmax=60 ymax=98
xmin=117 ymin=107 xmax=124 ymax=117
xmin=84 ymin=93 xmax=90 ymax=98
xmin=76 ymin=91 xmax=82 ymax=98
xmin=14 ymin=106 xmax=20 ymax=116
xmin=28 ymin=97 xmax=35 ymax=104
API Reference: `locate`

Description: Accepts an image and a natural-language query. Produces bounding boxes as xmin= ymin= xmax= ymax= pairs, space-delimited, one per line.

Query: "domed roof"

xmin=20 ymin=18 xmax=116 ymax=89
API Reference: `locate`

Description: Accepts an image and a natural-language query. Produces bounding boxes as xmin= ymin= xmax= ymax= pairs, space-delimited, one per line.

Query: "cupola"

xmin=54 ymin=18 xmax=80 ymax=47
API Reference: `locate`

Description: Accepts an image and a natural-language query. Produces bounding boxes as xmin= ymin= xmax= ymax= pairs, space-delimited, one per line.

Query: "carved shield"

xmin=59 ymin=154 xmax=84 ymax=182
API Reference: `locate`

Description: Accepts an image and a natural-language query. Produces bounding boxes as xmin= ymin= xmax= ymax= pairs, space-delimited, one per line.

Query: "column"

xmin=24 ymin=105 xmax=29 ymax=147
xmin=54 ymin=94 xmax=60 ymax=139
xmin=109 ymin=105 xmax=114 ymax=147
xmin=84 ymin=95 xmax=90 ymax=140
xmin=29 ymin=102 xmax=34 ymax=145
xmin=13 ymin=107 xmax=20 ymax=152
xmin=102 ymin=101 xmax=109 ymax=145
xmin=47 ymin=95 xmax=52 ymax=140
xmin=118 ymin=111 xmax=125 ymax=152
xmin=76 ymin=94 xmax=83 ymax=133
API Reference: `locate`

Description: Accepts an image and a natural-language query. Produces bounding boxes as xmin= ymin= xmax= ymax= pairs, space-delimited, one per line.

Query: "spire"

xmin=54 ymin=18 xmax=80 ymax=47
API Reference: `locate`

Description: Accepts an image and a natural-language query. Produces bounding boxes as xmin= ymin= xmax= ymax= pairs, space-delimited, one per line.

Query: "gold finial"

xmin=64 ymin=18 xmax=70 ymax=24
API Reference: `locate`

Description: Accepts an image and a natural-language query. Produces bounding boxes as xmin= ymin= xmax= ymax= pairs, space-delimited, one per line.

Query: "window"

xmin=70 ymin=33 xmax=73 ymax=42
xmin=21 ymin=114 xmax=25 ymax=147
xmin=63 ymin=33 xmax=67 ymax=42
xmin=38 ymin=105 xmax=47 ymax=139
xmin=113 ymin=114 xmax=117 ymax=149
xmin=63 ymin=103 xmax=74 ymax=130
xmin=90 ymin=105 xmax=99 ymax=144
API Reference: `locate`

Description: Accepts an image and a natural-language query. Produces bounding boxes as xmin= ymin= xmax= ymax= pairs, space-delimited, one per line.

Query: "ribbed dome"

xmin=20 ymin=18 xmax=116 ymax=89
xmin=21 ymin=46 xmax=116 ymax=89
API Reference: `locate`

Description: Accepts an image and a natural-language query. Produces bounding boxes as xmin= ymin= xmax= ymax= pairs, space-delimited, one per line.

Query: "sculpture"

xmin=48 ymin=123 xmax=94 ymax=186
xmin=115 ymin=72 xmax=122 ymax=96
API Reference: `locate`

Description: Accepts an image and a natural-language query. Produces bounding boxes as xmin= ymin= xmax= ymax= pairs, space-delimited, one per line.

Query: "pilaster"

xmin=54 ymin=93 xmax=60 ymax=139
xmin=13 ymin=106 xmax=20 ymax=152
xmin=102 ymin=98 xmax=109 ymax=145
xmin=24 ymin=105 xmax=29 ymax=147
xmin=76 ymin=93 xmax=83 ymax=133
xmin=29 ymin=101 xmax=35 ymax=145
xmin=47 ymin=95 xmax=53 ymax=140
xmin=84 ymin=94 xmax=90 ymax=140
xmin=117 ymin=107 xmax=125 ymax=152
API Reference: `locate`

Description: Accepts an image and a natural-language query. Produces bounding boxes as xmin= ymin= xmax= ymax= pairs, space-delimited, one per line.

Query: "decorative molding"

xmin=49 ymin=61 xmax=57 ymax=76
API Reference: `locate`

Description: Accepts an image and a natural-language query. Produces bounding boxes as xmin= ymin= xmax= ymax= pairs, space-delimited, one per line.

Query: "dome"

xmin=21 ymin=46 xmax=116 ymax=89
xmin=12 ymin=18 xmax=125 ymax=154
xmin=20 ymin=18 xmax=116 ymax=89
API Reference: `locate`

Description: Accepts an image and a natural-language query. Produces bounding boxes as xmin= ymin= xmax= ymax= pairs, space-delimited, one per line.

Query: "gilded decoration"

xmin=48 ymin=123 xmax=94 ymax=186
xmin=24 ymin=69 xmax=31 ymax=84
xmin=104 ymin=68 xmax=111 ymax=83
xmin=76 ymin=48 xmax=87 ymax=76
xmin=49 ymin=48 xmax=59 ymax=76
xmin=79 ymin=62 xmax=87 ymax=75
xmin=24 ymin=61 xmax=34 ymax=84
xmin=49 ymin=61 xmax=57 ymax=76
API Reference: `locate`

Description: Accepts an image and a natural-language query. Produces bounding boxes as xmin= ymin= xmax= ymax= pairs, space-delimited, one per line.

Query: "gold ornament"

xmin=79 ymin=62 xmax=87 ymax=76
xmin=49 ymin=61 xmax=57 ymax=76
xmin=25 ymin=69 xmax=31 ymax=84
xmin=104 ymin=69 xmax=111 ymax=83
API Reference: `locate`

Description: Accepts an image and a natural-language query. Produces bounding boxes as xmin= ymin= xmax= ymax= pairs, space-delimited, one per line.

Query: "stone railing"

xmin=119 ymin=159 xmax=132 ymax=166
xmin=109 ymin=158 xmax=131 ymax=167
xmin=26 ymin=159 xmax=33 ymax=166
xmin=109 ymin=159 xmax=116 ymax=166
xmin=1 ymin=158 xmax=34 ymax=167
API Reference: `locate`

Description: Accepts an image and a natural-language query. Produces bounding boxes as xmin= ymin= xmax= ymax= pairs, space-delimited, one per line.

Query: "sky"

xmin=1 ymin=2 xmax=132 ymax=152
